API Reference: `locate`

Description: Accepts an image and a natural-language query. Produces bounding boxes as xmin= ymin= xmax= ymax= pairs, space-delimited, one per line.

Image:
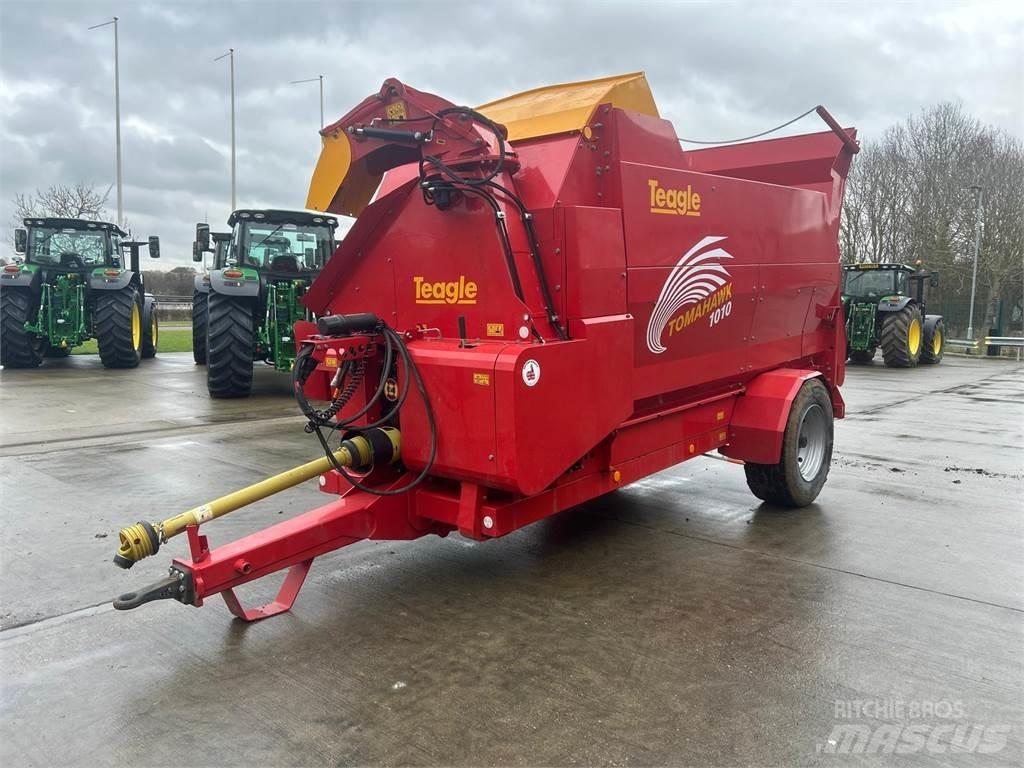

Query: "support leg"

xmin=220 ymin=559 xmax=314 ymax=622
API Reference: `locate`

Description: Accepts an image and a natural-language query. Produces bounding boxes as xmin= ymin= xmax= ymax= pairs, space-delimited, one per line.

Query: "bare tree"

xmin=13 ymin=184 xmax=112 ymax=223
xmin=841 ymin=102 xmax=1024 ymax=335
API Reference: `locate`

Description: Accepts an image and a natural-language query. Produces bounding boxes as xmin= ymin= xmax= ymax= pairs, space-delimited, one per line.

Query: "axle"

xmin=113 ymin=428 xmax=400 ymax=569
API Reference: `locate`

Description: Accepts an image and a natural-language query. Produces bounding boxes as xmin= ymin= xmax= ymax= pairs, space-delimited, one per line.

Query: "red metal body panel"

xmin=160 ymin=80 xmax=859 ymax=619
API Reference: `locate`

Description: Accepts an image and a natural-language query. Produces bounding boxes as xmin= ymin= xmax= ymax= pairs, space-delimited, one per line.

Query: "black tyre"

xmin=921 ymin=317 xmax=944 ymax=365
xmin=848 ymin=348 xmax=875 ymax=364
xmin=744 ymin=378 xmax=834 ymax=507
xmin=0 ymin=288 xmax=44 ymax=368
xmin=206 ymin=292 xmax=254 ymax=398
xmin=192 ymin=290 xmax=208 ymax=365
xmin=141 ymin=297 xmax=158 ymax=359
xmin=880 ymin=304 xmax=923 ymax=368
xmin=95 ymin=286 xmax=143 ymax=369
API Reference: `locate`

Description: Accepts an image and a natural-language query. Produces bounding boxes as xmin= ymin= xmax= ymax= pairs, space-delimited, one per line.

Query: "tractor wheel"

xmin=95 ymin=286 xmax=143 ymax=369
xmin=192 ymin=290 xmax=208 ymax=365
xmin=921 ymin=317 xmax=944 ymax=365
xmin=744 ymin=378 xmax=833 ymax=508
xmin=880 ymin=305 xmax=924 ymax=368
xmin=848 ymin=348 xmax=876 ymax=364
xmin=0 ymin=288 xmax=44 ymax=368
xmin=141 ymin=297 xmax=158 ymax=359
xmin=206 ymin=292 xmax=254 ymax=398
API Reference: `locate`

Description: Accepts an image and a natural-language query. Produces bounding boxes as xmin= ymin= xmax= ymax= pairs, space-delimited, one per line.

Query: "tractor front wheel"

xmin=744 ymin=378 xmax=834 ymax=507
xmin=192 ymin=290 xmax=208 ymax=365
xmin=206 ymin=292 xmax=254 ymax=398
xmin=95 ymin=286 xmax=143 ymax=369
xmin=880 ymin=305 xmax=924 ymax=368
xmin=921 ymin=317 xmax=944 ymax=365
xmin=0 ymin=288 xmax=44 ymax=368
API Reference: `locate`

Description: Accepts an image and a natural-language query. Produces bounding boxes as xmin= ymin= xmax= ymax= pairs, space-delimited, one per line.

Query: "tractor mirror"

xmin=192 ymin=241 xmax=202 ymax=262
xmin=930 ymin=271 xmax=939 ymax=288
xmin=14 ymin=228 xmax=27 ymax=253
xmin=196 ymin=223 xmax=211 ymax=252
xmin=148 ymin=236 xmax=161 ymax=259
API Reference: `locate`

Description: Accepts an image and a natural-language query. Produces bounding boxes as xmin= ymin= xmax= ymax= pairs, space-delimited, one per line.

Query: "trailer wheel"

xmin=95 ymin=286 xmax=143 ymax=369
xmin=744 ymin=378 xmax=833 ymax=508
xmin=880 ymin=305 xmax=923 ymax=368
xmin=921 ymin=317 xmax=944 ymax=365
xmin=848 ymin=348 xmax=875 ymax=364
xmin=192 ymin=290 xmax=208 ymax=365
xmin=0 ymin=288 xmax=44 ymax=368
xmin=141 ymin=298 xmax=158 ymax=359
xmin=206 ymin=292 xmax=254 ymax=398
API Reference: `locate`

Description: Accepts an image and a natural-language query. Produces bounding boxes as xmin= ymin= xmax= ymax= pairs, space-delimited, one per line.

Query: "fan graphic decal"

xmin=646 ymin=236 xmax=734 ymax=354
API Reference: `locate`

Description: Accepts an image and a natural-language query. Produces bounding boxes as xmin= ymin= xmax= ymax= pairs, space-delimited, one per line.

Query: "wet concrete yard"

xmin=1 ymin=354 xmax=1022 ymax=766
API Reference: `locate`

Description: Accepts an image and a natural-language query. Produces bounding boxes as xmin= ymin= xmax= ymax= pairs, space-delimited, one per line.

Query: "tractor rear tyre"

xmin=141 ymin=297 xmax=158 ymax=359
xmin=0 ymin=288 xmax=44 ymax=368
xmin=744 ymin=378 xmax=833 ymax=508
xmin=95 ymin=286 xmax=143 ymax=369
xmin=206 ymin=292 xmax=254 ymax=398
xmin=921 ymin=317 xmax=944 ymax=365
xmin=880 ymin=305 xmax=923 ymax=368
xmin=192 ymin=290 xmax=208 ymax=365
xmin=849 ymin=348 xmax=876 ymax=364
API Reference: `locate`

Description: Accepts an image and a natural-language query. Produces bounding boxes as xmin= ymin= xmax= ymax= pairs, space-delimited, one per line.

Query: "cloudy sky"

xmin=1 ymin=0 xmax=1021 ymax=268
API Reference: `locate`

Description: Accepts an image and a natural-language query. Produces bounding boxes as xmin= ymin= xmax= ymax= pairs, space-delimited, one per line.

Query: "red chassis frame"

xmin=172 ymin=363 xmax=828 ymax=621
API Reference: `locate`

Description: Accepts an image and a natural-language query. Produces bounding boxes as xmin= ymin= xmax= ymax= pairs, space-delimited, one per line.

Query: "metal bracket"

xmin=219 ymin=559 xmax=314 ymax=622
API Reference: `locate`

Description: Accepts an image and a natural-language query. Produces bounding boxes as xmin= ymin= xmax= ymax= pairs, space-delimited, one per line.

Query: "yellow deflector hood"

xmin=306 ymin=72 xmax=659 ymax=216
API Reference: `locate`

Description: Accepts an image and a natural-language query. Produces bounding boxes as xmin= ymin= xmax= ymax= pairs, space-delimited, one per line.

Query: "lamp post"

xmin=215 ymin=49 xmax=236 ymax=210
xmin=290 ymin=75 xmax=324 ymax=129
xmin=966 ymin=185 xmax=983 ymax=340
xmin=87 ymin=16 xmax=123 ymax=228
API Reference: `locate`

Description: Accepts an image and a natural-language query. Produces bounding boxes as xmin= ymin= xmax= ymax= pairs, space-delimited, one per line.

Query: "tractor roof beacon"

xmin=842 ymin=263 xmax=944 ymax=367
xmin=190 ymin=209 xmax=339 ymax=397
xmin=1 ymin=217 xmax=161 ymax=369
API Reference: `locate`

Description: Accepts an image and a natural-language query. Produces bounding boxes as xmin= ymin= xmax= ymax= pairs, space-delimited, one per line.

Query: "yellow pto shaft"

xmin=114 ymin=428 xmax=400 ymax=569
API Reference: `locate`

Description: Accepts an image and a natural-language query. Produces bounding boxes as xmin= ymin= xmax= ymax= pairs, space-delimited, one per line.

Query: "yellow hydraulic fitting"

xmin=113 ymin=428 xmax=400 ymax=569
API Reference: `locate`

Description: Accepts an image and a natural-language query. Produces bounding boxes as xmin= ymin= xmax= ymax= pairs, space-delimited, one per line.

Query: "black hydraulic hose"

xmin=483 ymin=180 xmax=568 ymax=340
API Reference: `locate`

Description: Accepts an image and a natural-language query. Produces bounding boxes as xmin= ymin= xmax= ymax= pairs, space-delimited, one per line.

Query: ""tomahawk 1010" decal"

xmin=646 ymin=235 xmax=734 ymax=354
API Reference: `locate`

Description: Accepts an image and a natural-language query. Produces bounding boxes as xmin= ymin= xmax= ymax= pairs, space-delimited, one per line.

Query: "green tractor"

xmin=842 ymin=263 xmax=944 ymax=367
xmin=190 ymin=209 xmax=339 ymax=398
xmin=1 ymin=218 xmax=161 ymax=369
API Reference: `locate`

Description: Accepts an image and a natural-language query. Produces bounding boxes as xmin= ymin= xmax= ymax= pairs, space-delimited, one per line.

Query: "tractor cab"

xmin=225 ymin=210 xmax=336 ymax=276
xmin=842 ymin=263 xmax=912 ymax=301
xmin=17 ymin=218 xmax=123 ymax=272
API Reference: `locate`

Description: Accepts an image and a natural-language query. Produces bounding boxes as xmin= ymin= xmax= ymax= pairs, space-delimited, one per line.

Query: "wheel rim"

xmin=796 ymin=403 xmax=828 ymax=482
xmin=933 ymin=328 xmax=942 ymax=355
xmin=907 ymin=318 xmax=922 ymax=356
xmin=131 ymin=304 xmax=141 ymax=350
xmin=152 ymin=314 xmax=158 ymax=348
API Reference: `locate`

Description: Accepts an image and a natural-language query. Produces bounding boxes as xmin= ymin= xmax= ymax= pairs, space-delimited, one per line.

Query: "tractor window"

xmin=239 ymin=223 xmax=333 ymax=272
xmin=843 ymin=269 xmax=899 ymax=298
xmin=26 ymin=227 xmax=111 ymax=267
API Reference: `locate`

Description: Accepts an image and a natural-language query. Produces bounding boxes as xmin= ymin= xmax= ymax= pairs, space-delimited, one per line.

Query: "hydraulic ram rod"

xmin=113 ymin=428 xmax=400 ymax=568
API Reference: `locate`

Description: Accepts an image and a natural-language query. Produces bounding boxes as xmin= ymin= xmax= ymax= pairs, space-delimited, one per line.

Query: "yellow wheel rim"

xmin=151 ymin=314 xmax=158 ymax=349
xmin=933 ymin=328 xmax=942 ymax=355
xmin=907 ymin=318 xmax=922 ymax=356
xmin=131 ymin=304 xmax=141 ymax=350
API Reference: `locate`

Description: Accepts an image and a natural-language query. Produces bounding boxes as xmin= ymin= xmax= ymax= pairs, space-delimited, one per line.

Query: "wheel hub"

xmin=795 ymin=403 xmax=827 ymax=482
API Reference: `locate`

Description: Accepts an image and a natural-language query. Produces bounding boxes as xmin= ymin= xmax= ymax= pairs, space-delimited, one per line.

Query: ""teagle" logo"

xmin=414 ymin=275 xmax=478 ymax=305
xmin=649 ymin=179 xmax=702 ymax=217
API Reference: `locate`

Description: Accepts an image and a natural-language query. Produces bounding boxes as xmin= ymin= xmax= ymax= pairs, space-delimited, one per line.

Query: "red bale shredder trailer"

xmin=113 ymin=73 xmax=858 ymax=620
